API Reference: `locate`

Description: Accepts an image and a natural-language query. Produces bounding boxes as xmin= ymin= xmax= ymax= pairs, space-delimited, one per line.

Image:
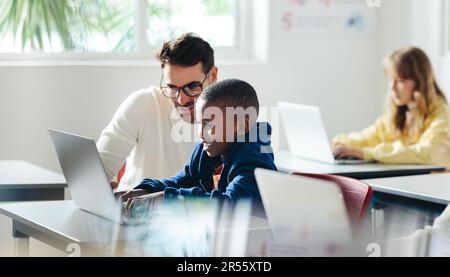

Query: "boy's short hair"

xmin=156 ymin=33 xmax=215 ymax=74
xmin=200 ymin=79 xmax=260 ymax=117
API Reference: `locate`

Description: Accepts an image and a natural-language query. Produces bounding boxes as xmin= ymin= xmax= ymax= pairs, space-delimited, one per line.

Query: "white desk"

xmin=0 ymin=160 xmax=66 ymax=201
xmin=366 ymin=173 xmax=450 ymax=206
xmin=364 ymin=173 xmax=450 ymax=241
xmin=0 ymin=201 xmax=272 ymax=257
xmin=275 ymin=150 xmax=446 ymax=179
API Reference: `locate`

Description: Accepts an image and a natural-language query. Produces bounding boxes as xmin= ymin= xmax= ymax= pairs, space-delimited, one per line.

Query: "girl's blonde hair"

xmin=383 ymin=47 xmax=447 ymax=141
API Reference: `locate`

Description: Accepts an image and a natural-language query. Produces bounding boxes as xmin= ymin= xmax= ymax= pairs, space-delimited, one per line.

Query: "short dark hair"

xmin=156 ymin=33 xmax=215 ymax=74
xmin=200 ymin=79 xmax=260 ymax=116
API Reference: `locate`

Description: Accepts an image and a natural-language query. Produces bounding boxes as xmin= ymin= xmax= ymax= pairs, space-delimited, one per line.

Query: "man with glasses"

xmin=97 ymin=33 xmax=218 ymax=191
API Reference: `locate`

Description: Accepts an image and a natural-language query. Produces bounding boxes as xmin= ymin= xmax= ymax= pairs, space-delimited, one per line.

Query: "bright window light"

xmin=0 ymin=0 xmax=240 ymax=57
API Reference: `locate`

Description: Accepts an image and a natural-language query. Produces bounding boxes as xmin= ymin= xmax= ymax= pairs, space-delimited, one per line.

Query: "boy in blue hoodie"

xmin=118 ymin=79 xmax=277 ymax=214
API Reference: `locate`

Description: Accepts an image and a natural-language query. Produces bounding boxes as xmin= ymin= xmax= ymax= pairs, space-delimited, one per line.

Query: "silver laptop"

xmin=278 ymin=102 xmax=375 ymax=165
xmin=48 ymin=129 xmax=142 ymax=224
xmin=254 ymin=168 xmax=352 ymax=256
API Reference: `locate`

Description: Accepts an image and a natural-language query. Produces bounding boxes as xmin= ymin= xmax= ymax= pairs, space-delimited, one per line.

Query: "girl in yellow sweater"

xmin=333 ymin=47 xmax=450 ymax=169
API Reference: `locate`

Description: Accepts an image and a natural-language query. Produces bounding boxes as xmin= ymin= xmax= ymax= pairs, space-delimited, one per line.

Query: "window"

xmin=0 ymin=0 xmax=249 ymax=60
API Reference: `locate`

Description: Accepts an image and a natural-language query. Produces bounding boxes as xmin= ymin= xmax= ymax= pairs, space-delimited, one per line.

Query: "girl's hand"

xmin=333 ymin=145 xmax=364 ymax=160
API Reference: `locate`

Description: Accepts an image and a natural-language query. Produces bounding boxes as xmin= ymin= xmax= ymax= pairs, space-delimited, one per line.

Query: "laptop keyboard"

xmin=334 ymin=158 xmax=376 ymax=165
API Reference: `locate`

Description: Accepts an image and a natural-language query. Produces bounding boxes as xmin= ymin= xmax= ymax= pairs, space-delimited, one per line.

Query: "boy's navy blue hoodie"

xmin=135 ymin=122 xmax=277 ymax=211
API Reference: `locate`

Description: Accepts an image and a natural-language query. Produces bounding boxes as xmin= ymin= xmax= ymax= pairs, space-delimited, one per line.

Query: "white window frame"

xmin=444 ymin=0 xmax=450 ymax=57
xmin=0 ymin=0 xmax=253 ymax=64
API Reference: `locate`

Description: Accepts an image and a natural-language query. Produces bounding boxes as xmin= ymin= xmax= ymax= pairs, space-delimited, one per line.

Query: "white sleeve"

xmin=96 ymin=89 xmax=153 ymax=181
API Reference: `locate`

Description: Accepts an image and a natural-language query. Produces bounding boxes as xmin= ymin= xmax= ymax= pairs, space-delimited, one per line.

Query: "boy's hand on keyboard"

xmin=115 ymin=188 xmax=151 ymax=202
xmin=125 ymin=191 xmax=165 ymax=215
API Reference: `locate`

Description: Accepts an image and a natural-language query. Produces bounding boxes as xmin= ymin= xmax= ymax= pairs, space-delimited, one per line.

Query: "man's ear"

xmin=209 ymin=66 xmax=218 ymax=84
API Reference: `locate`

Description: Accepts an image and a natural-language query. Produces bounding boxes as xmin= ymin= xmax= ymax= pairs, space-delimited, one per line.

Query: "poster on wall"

xmin=280 ymin=0 xmax=377 ymax=38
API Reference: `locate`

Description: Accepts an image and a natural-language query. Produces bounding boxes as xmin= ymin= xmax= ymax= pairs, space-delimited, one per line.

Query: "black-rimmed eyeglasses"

xmin=160 ymin=71 xmax=210 ymax=98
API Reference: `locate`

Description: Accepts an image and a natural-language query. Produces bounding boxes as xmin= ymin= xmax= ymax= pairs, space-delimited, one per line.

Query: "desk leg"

xmin=371 ymin=208 xmax=384 ymax=241
xmin=14 ymin=238 xmax=29 ymax=257
xmin=13 ymin=221 xmax=29 ymax=257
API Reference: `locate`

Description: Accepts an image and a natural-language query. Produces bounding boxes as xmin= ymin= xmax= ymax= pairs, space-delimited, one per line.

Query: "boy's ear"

xmin=235 ymin=115 xmax=250 ymax=136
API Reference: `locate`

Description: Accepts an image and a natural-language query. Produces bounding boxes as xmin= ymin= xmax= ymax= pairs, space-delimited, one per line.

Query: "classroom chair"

xmin=291 ymin=172 xmax=372 ymax=235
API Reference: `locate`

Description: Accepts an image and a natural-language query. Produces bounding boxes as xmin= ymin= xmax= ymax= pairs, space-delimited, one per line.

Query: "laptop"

xmin=254 ymin=168 xmax=352 ymax=256
xmin=278 ymin=101 xmax=375 ymax=165
xmin=48 ymin=129 xmax=148 ymax=224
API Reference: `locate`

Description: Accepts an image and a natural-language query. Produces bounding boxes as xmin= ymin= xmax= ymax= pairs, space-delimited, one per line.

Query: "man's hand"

xmin=333 ymin=144 xmax=364 ymax=160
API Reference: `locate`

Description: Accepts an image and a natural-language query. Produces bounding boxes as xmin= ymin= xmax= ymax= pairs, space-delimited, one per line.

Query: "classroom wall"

xmin=0 ymin=0 xmax=444 ymax=174
xmin=379 ymin=0 xmax=448 ymax=96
